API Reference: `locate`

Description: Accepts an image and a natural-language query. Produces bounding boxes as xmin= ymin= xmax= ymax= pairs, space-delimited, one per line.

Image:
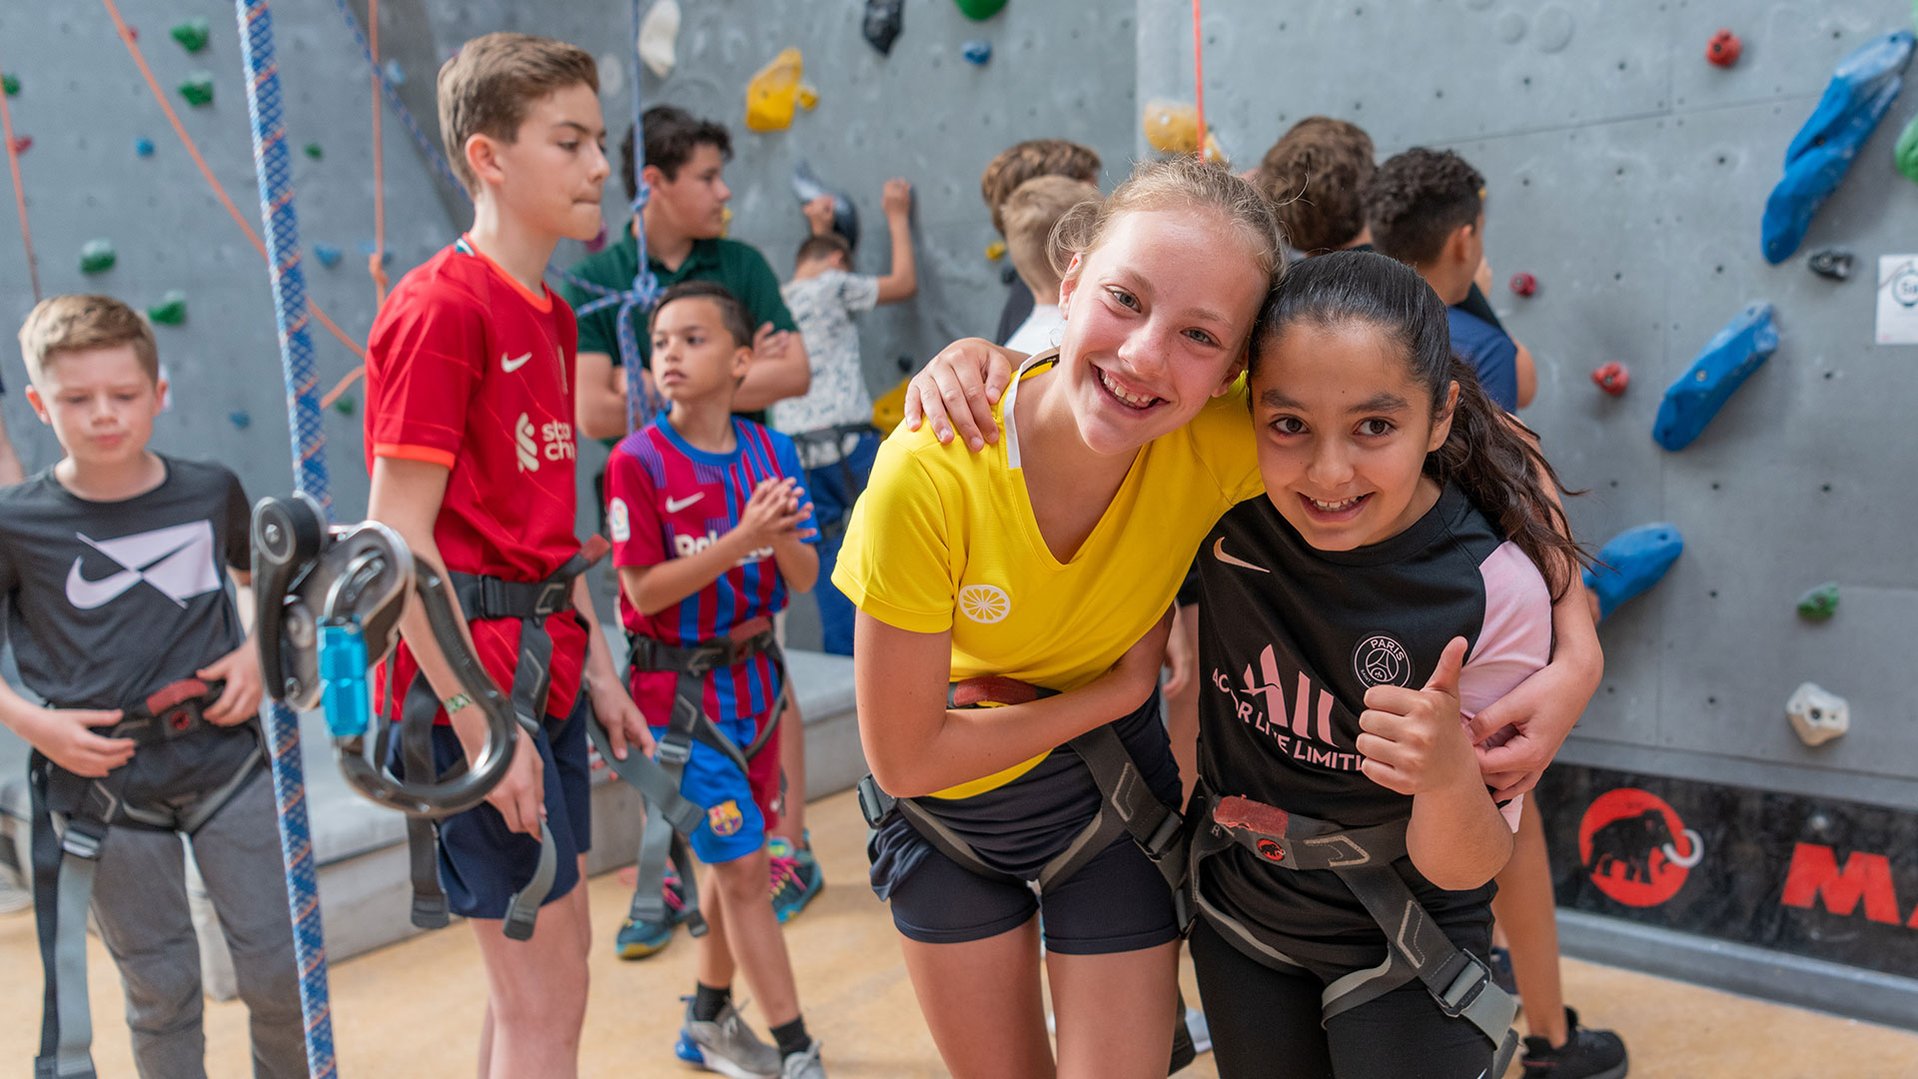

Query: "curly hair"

xmin=1364 ymin=147 xmax=1485 ymax=267
xmin=1254 ymin=117 xmax=1375 ymax=255
xmin=978 ymin=139 xmax=1102 ymax=236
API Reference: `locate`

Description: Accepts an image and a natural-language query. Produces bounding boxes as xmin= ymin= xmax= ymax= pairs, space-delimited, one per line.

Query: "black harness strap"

xmin=790 ymin=422 xmax=878 ymax=541
xmin=1184 ymin=785 xmax=1519 ymax=1075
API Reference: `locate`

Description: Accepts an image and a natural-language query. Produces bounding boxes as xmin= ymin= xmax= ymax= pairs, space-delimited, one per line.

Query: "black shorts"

xmin=868 ymin=695 xmax=1182 ymax=956
xmin=428 ymin=695 xmax=594 ymax=920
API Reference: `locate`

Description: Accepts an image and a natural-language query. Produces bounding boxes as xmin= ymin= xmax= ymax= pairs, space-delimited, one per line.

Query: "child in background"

xmin=999 ymin=175 xmax=1101 ymax=357
xmin=607 ymin=281 xmax=826 ymax=1079
xmin=977 ymin=138 xmax=1103 ymax=344
xmin=1187 ymin=250 xmax=1585 ymax=1077
xmin=1 ymin=294 xmax=301 ymax=1077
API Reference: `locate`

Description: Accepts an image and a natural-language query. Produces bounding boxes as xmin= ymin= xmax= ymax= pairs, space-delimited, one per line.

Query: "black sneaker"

xmin=1521 ymin=1007 xmax=1627 ymax=1079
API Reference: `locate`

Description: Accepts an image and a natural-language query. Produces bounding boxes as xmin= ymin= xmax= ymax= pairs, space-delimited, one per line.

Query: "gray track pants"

xmin=88 ymin=765 xmax=306 ymax=1078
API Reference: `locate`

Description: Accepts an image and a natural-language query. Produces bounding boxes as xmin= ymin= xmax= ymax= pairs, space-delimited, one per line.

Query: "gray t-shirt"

xmin=0 ymin=457 xmax=251 ymax=711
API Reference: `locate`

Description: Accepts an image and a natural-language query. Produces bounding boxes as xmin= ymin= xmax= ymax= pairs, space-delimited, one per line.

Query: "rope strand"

xmin=0 ymin=56 xmax=40 ymax=302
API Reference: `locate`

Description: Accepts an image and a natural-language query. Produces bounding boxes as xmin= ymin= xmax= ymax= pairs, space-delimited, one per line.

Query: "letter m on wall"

xmin=1779 ymin=843 xmax=1908 ymax=926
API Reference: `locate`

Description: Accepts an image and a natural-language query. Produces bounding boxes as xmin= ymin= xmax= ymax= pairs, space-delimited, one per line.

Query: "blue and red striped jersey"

xmin=607 ymin=415 xmax=816 ymax=726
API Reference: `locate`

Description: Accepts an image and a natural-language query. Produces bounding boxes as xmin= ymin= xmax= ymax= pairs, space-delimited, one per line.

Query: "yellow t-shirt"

xmin=833 ymin=355 xmax=1261 ymax=797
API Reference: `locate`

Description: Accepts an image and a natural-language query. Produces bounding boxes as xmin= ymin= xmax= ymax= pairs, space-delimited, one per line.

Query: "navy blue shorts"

xmin=868 ymin=695 xmax=1183 ymax=956
xmin=429 ymin=695 xmax=593 ymax=921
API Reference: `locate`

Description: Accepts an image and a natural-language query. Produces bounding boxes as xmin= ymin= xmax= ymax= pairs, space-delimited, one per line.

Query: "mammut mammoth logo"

xmin=1352 ymin=635 xmax=1411 ymax=688
xmin=1578 ymin=788 xmax=1704 ymax=908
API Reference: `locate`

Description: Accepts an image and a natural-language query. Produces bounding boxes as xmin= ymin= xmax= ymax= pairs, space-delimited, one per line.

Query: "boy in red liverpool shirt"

xmin=606 ymin=282 xmax=827 ymax=1078
xmin=362 ymin=33 xmax=649 ymax=1078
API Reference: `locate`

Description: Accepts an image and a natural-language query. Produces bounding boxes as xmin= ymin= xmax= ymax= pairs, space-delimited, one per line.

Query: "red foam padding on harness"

xmin=144 ymin=678 xmax=211 ymax=714
xmin=950 ymin=676 xmax=1042 ymax=708
xmin=1214 ymin=794 xmax=1290 ymax=837
xmin=579 ymin=535 xmax=612 ymax=564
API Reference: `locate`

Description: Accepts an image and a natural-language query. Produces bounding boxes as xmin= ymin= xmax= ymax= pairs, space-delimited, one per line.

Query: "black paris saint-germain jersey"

xmin=1194 ymin=484 xmax=1553 ymax=969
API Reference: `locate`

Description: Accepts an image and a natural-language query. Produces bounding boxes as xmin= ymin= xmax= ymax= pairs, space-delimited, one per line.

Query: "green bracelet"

xmin=442 ymin=693 xmax=473 ymax=713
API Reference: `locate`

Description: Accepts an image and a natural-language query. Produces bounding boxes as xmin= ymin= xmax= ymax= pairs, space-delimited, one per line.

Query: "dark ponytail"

xmin=1251 ymin=250 xmax=1589 ymax=599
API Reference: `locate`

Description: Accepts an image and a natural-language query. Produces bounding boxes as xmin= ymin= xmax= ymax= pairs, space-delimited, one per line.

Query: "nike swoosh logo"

xmin=1212 ymin=537 xmax=1269 ymax=573
xmin=501 ymin=352 xmax=533 ymax=373
xmin=665 ymin=493 xmax=704 ymax=513
xmin=66 ymin=559 xmax=143 ymax=609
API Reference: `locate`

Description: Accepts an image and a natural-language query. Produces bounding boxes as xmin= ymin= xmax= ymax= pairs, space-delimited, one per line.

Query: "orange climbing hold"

xmin=1141 ymin=100 xmax=1224 ymax=161
xmin=745 ymin=48 xmax=806 ymax=132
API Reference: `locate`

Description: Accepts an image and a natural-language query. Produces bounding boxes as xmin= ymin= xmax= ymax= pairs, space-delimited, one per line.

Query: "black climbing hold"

xmin=1807 ymin=248 xmax=1853 ymax=282
xmin=863 ymin=0 xmax=904 ymax=56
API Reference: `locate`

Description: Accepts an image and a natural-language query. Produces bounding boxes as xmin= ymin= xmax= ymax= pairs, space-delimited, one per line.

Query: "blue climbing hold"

xmin=962 ymin=40 xmax=992 ymax=65
xmin=358 ymin=240 xmax=393 ymax=266
xmin=1653 ymin=302 xmax=1779 ymax=452
xmin=1762 ymin=30 xmax=1914 ymax=264
xmin=383 ymin=58 xmax=406 ymax=86
xmin=134 ymin=137 xmax=155 ymax=158
xmin=313 ymin=244 xmax=342 ymax=268
xmin=1583 ymin=523 xmax=1684 ymax=621
xmin=791 ymin=159 xmax=860 ymax=250
xmin=228 ymin=410 xmax=252 ymax=430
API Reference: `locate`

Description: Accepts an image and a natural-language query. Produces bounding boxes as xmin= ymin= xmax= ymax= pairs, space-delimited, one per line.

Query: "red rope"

xmin=99 ymin=0 xmax=365 ymax=360
xmin=0 ymin=57 xmax=41 ymax=301
xmin=1191 ymin=0 xmax=1207 ymax=158
xmin=366 ymin=0 xmax=388 ymax=306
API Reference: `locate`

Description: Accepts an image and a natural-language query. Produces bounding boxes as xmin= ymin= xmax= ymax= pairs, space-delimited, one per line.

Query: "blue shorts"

xmin=428 ymin=695 xmax=593 ymax=921
xmin=661 ymin=712 xmax=782 ymax=866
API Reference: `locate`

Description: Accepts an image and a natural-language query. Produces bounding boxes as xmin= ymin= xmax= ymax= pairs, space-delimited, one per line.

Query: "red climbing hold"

xmin=1508 ymin=272 xmax=1537 ymax=297
xmin=1591 ymin=361 xmax=1630 ymax=396
xmin=7 ymin=136 xmax=28 ymax=155
xmin=1707 ymin=29 xmax=1741 ymax=68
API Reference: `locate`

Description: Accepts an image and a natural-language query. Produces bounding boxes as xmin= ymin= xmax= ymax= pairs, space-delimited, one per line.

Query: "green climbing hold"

xmin=953 ymin=0 xmax=1006 ymax=19
xmin=304 ymin=142 xmax=324 ymax=160
xmin=79 ymin=239 xmax=116 ymax=275
xmin=147 ymin=290 xmax=187 ymax=326
xmin=170 ymin=18 xmax=212 ymax=54
xmin=1897 ymin=113 xmax=1918 ymax=185
xmin=332 ymin=395 xmax=357 ymax=417
xmin=179 ymin=73 xmax=215 ymax=108
xmin=1 ymin=74 xmax=18 ymax=97
xmin=1796 ymin=582 xmax=1840 ymax=622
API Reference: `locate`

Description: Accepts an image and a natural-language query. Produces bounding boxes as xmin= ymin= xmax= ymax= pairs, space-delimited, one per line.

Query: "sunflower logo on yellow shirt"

xmin=959 ymin=584 xmax=1012 ymax=624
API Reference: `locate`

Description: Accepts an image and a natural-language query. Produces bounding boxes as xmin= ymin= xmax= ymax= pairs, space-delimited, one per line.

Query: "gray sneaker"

xmin=680 ymin=998 xmax=781 ymax=1079
xmin=780 ymin=1040 xmax=826 ymax=1079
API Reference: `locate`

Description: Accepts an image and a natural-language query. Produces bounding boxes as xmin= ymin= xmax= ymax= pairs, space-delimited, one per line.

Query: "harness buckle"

xmin=1436 ymin=953 xmax=1494 ymax=1020
xmin=655 ymin=738 xmax=693 ymax=768
xmin=1144 ymin=809 xmax=1186 ymax=860
xmin=855 ymin=774 xmax=895 ymax=828
xmin=60 ymin=826 xmax=104 ymax=861
xmin=531 ymin=579 xmax=571 ymax=617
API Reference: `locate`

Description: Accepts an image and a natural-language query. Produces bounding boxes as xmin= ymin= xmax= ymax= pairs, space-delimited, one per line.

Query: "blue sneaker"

xmin=614 ymin=868 xmax=688 ymax=960
xmin=769 ymin=835 xmax=824 ymax=924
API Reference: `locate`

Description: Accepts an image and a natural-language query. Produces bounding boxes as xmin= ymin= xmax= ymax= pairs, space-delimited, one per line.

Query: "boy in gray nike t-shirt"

xmin=0 ymin=295 xmax=303 ymax=1078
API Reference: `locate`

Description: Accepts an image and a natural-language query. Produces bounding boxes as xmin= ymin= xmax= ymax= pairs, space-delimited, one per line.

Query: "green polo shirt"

xmin=562 ymin=227 xmax=797 ymax=371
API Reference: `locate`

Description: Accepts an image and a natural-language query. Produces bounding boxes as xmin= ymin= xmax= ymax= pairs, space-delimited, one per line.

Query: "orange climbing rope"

xmin=366 ymin=0 xmax=388 ymax=305
xmin=99 ymin=0 xmax=365 ymax=362
xmin=0 ymin=57 xmax=41 ymax=302
xmin=1190 ymin=0 xmax=1206 ymax=157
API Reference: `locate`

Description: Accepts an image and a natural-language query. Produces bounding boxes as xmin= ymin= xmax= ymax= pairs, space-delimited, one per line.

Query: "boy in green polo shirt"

xmin=564 ymin=105 xmax=808 ymax=441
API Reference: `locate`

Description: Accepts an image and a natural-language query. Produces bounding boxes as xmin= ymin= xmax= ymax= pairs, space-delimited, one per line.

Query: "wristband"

xmin=442 ymin=693 xmax=473 ymax=714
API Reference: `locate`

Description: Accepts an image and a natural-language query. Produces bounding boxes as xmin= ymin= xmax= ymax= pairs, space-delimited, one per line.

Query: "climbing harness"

xmin=617 ymin=616 xmax=789 ymax=935
xmin=30 ymin=679 xmax=262 ymax=1079
xmin=789 ymin=422 xmax=880 ymax=540
xmin=855 ymin=677 xmax=1187 ymax=900
xmin=1180 ymin=783 xmax=1520 ymax=1076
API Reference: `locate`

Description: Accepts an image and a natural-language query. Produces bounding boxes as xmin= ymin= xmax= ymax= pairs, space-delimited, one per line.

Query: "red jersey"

xmin=365 ymin=236 xmax=586 ymax=721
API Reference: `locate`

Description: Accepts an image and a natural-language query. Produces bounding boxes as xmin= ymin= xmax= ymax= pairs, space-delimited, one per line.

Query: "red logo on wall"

xmin=1578 ymin=788 xmax=1704 ymax=908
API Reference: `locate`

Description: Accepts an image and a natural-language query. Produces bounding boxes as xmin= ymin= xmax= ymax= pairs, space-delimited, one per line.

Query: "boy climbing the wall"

xmin=1 ymin=294 xmax=303 ymax=1078
xmin=362 ymin=34 xmax=649 ymax=1078
xmin=607 ymin=281 xmax=826 ymax=1079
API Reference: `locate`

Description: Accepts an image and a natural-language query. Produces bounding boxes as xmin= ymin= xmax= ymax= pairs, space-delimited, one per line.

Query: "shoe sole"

xmin=676 ymin=1042 xmax=777 ymax=1079
xmin=773 ymin=877 xmax=825 ymax=924
xmin=615 ymin=933 xmax=675 ymax=961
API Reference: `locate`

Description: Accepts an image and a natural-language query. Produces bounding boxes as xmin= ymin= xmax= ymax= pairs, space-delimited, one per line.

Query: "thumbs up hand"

xmin=1356 ymin=637 xmax=1475 ymax=797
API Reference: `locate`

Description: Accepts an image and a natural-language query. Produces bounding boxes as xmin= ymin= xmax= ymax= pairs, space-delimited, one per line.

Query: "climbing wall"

xmin=1142 ymin=0 xmax=1918 ymax=1026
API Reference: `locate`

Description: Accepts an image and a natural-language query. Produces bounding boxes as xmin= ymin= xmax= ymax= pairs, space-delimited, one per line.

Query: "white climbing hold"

xmin=639 ymin=0 xmax=682 ymax=79
xmin=1786 ymin=682 xmax=1849 ymax=746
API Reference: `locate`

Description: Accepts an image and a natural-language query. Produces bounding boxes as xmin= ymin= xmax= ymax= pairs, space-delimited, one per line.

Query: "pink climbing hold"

xmin=1508 ymin=271 xmax=1537 ymax=297
xmin=1591 ymin=361 xmax=1630 ymax=396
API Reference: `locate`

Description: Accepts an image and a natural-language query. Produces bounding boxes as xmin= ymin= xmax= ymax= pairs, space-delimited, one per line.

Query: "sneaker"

xmin=780 ymin=1040 xmax=826 ymax=1079
xmin=614 ymin=868 xmax=689 ymax=961
xmin=1490 ymin=945 xmax=1521 ymax=1005
xmin=679 ymin=998 xmax=782 ymax=1078
xmin=1521 ymin=1007 xmax=1628 ymax=1079
xmin=769 ymin=836 xmax=824 ymax=923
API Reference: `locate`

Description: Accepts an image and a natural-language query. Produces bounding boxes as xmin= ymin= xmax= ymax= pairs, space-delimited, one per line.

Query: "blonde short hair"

xmin=17 ymin=294 xmax=159 ymax=385
xmin=1002 ymin=175 xmax=1100 ymax=299
xmin=437 ymin=32 xmax=598 ymax=194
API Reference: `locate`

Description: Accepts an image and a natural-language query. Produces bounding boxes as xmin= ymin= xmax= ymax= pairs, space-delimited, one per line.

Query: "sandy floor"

xmin=4 ymin=789 xmax=1916 ymax=1077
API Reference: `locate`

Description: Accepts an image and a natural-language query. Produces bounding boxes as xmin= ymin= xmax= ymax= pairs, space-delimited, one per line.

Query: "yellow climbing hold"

xmin=745 ymin=47 xmax=805 ymax=132
xmin=721 ymin=205 xmax=734 ymax=238
xmin=797 ymin=84 xmax=819 ymax=111
xmin=1141 ymin=99 xmax=1227 ymax=163
xmin=985 ymin=239 xmax=1006 ymax=261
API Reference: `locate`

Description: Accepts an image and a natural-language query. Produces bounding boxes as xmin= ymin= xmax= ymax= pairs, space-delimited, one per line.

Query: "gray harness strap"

xmin=621 ymin=621 xmax=786 ymax=934
xmin=790 ymin=422 xmax=877 ymax=541
xmin=400 ymin=546 xmax=600 ymax=941
xmin=1183 ymin=786 xmax=1520 ymax=1075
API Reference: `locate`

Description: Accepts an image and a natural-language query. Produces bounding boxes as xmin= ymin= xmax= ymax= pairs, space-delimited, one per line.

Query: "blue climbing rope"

xmin=611 ymin=0 xmax=665 ymax=432
xmin=232 ymin=1 xmax=338 ymax=1076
